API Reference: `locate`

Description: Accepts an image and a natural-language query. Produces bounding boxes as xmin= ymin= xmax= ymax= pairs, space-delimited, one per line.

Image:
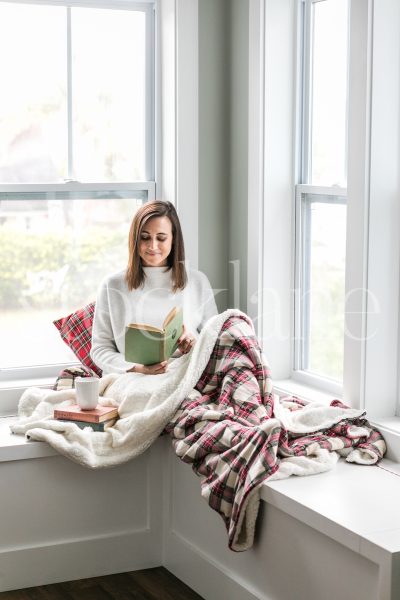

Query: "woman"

xmin=91 ymin=200 xmax=218 ymax=375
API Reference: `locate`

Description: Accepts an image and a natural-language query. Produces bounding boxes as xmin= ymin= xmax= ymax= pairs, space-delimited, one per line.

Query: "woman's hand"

xmin=127 ymin=361 xmax=168 ymax=375
xmin=177 ymin=325 xmax=196 ymax=355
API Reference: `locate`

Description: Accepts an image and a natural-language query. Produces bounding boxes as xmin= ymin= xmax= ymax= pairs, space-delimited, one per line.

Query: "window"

xmin=294 ymin=0 xmax=349 ymax=392
xmin=295 ymin=188 xmax=346 ymax=383
xmin=0 ymin=0 xmax=155 ymax=381
xmin=257 ymin=0 xmax=400 ymax=443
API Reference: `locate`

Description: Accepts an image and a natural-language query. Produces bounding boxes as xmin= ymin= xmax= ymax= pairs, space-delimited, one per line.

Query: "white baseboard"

xmin=0 ymin=529 xmax=161 ymax=593
xmin=163 ymin=531 xmax=261 ymax=600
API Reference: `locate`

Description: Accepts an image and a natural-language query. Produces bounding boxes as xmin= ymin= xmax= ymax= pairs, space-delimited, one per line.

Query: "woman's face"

xmin=138 ymin=216 xmax=173 ymax=267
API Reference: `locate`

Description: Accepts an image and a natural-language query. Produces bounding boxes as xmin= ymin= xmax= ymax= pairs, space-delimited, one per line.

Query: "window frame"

xmin=0 ymin=0 xmax=156 ymax=390
xmin=0 ymin=0 xmax=201 ymax=415
xmin=0 ymin=183 xmax=155 ymax=385
xmin=300 ymin=0 xmax=350 ymax=187
xmin=251 ymin=0 xmax=400 ymax=457
xmin=0 ymin=0 xmax=156 ymax=183
xmin=294 ymin=184 xmax=346 ymax=396
xmin=292 ymin=0 xmax=349 ymax=393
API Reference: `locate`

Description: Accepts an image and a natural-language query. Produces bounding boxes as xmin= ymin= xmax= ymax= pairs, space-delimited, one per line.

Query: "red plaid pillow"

xmin=53 ymin=302 xmax=102 ymax=377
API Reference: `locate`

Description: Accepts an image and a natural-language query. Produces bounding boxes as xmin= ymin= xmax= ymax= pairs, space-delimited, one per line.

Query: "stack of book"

xmin=53 ymin=404 xmax=119 ymax=432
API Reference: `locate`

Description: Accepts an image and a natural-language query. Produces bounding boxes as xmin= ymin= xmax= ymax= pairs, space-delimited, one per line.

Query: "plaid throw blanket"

xmin=16 ymin=311 xmax=385 ymax=551
xmin=165 ymin=315 xmax=386 ymax=552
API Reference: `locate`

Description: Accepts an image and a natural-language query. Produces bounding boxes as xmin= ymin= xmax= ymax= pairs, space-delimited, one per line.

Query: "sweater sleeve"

xmin=90 ymin=278 xmax=136 ymax=374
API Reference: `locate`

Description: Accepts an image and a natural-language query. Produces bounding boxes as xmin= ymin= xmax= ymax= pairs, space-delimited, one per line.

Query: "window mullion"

xmin=145 ymin=5 xmax=155 ymax=181
xmin=301 ymin=194 xmax=312 ymax=370
xmin=301 ymin=0 xmax=313 ymax=184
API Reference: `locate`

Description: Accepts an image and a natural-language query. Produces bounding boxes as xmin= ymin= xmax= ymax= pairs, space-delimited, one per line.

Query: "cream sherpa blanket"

xmin=10 ymin=310 xmax=244 ymax=467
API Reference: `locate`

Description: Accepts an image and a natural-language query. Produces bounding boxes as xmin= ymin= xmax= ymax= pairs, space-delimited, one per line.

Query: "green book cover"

xmin=125 ymin=306 xmax=183 ymax=366
xmin=58 ymin=418 xmax=117 ymax=432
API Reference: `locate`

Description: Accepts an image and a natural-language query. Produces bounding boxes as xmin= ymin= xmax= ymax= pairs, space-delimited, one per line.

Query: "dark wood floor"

xmin=0 ymin=568 xmax=204 ymax=600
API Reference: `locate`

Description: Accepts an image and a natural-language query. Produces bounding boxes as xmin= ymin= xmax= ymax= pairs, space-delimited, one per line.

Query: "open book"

xmin=125 ymin=306 xmax=184 ymax=366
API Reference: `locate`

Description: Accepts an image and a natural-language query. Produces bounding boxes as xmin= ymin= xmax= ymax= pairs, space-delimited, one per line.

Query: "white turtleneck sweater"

xmin=90 ymin=267 xmax=218 ymax=374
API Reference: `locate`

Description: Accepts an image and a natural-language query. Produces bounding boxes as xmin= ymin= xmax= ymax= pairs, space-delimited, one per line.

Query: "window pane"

xmin=302 ymin=196 xmax=346 ymax=381
xmin=0 ymin=194 xmax=145 ymax=368
xmin=311 ymin=0 xmax=348 ymax=186
xmin=0 ymin=3 xmax=67 ymax=183
xmin=72 ymin=8 xmax=147 ymax=182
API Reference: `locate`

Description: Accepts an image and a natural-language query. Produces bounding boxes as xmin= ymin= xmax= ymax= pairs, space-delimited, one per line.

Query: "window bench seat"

xmin=0 ymin=415 xmax=399 ymax=599
xmin=261 ymin=460 xmax=400 ymax=600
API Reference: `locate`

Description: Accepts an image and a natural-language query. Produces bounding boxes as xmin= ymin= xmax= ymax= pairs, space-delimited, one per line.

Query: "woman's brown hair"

xmin=125 ymin=200 xmax=187 ymax=292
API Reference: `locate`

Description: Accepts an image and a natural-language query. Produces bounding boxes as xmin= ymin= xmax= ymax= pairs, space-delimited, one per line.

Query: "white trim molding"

xmin=160 ymin=0 xmax=199 ymax=269
xmin=363 ymin=0 xmax=400 ymax=419
xmin=344 ymin=0 xmax=400 ymax=420
xmin=259 ymin=0 xmax=297 ymax=380
xmin=247 ymin=0 xmax=265 ymax=334
xmin=0 ymin=0 xmax=155 ymax=8
xmin=343 ymin=0 xmax=373 ymax=410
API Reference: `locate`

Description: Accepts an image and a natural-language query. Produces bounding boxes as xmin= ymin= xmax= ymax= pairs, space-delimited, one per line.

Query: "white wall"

xmin=198 ymin=0 xmax=229 ymax=312
xmin=228 ymin=0 xmax=249 ymax=312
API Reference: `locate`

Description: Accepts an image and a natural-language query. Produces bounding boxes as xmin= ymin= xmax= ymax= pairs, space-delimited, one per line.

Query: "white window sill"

xmin=0 ymin=378 xmax=56 ymax=416
xmin=368 ymin=417 xmax=400 ymax=464
xmin=0 ymin=377 xmax=56 ymax=389
xmin=0 ymin=416 xmax=57 ymax=462
xmin=273 ymin=378 xmax=338 ymax=405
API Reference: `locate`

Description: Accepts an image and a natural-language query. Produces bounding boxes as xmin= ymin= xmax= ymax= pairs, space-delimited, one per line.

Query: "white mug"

xmin=75 ymin=377 xmax=100 ymax=410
